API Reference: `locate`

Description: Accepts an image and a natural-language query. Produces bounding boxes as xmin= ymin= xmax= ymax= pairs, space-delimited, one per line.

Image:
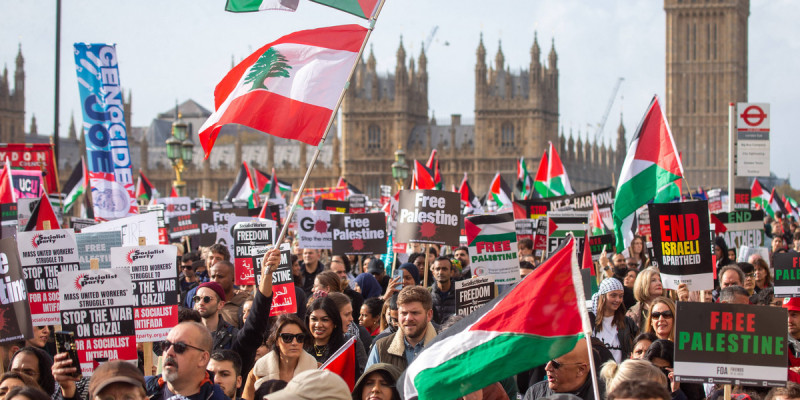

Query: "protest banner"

xmin=513 ymin=199 xmax=550 ymax=220
xmin=648 ymin=201 xmax=713 ymax=291
xmin=190 ymin=208 xmax=250 ymax=247
xmin=772 ymin=253 xmax=800 ymax=297
xmin=139 ymin=204 xmax=168 ymax=244
xmin=514 ymin=219 xmax=535 ymax=242
xmin=546 ymin=187 xmax=614 ymax=228
xmin=734 ymin=188 xmax=751 ymax=210
xmin=82 ymin=212 xmax=159 ymax=246
xmin=466 ymin=213 xmax=520 ymax=284
xmin=110 ymin=245 xmax=178 ymax=342
xmin=533 ymin=216 xmax=547 ymax=257
xmin=0 ymin=237 xmax=34 ymax=343
xmin=59 ymin=268 xmax=136 ymax=376
xmin=252 ymin=243 xmax=297 ymax=316
xmin=71 ymin=218 xmax=98 ymax=232
xmin=160 ymin=197 xmax=192 ymax=225
xmin=349 ymin=194 xmax=367 ymax=213
xmin=18 ymin=229 xmax=80 ymax=325
xmin=10 ymin=169 xmax=44 ymax=199
xmin=674 ymin=302 xmax=787 ymax=387
xmin=636 ymin=206 xmax=651 ymax=237
xmin=715 ymin=210 xmax=766 ymax=249
xmin=0 ymin=143 xmax=58 ymax=193
xmin=455 ymin=275 xmax=495 ymax=317
xmin=232 ymin=219 xmax=276 ymax=285
xmin=546 ymin=211 xmax=589 ymax=256
xmin=317 ymin=199 xmax=350 ymax=213
xmin=396 ymin=190 xmax=461 ymax=246
xmin=76 ymin=231 xmax=123 ymax=270
xmin=296 ymin=210 xmax=334 ymax=249
xmin=331 ymin=213 xmax=386 ymax=255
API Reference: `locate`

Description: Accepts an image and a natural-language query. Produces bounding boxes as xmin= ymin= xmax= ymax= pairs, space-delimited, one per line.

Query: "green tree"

xmin=244 ymin=48 xmax=292 ymax=90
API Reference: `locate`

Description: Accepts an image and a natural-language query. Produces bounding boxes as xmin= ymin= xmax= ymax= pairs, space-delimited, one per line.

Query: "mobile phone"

xmin=55 ymin=331 xmax=83 ymax=379
xmin=392 ymin=268 xmax=403 ymax=291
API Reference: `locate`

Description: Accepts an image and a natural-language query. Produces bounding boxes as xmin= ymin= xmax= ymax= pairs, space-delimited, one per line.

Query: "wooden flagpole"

xmin=568 ymin=233 xmax=601 ymax=400
xmin=274 ymin=0 xmax=388 ymax=247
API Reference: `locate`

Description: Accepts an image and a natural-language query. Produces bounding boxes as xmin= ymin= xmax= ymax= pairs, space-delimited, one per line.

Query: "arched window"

xmin=367 ymin=125 xmax=381 ymax=149
xmin=501 ymin=122 xmax=514 ymax=148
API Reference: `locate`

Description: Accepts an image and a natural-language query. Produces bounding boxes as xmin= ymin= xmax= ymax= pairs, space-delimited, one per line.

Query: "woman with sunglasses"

xmin=644 ymin=297 xmax=676 ymax=341
xmin=241 ymin=314 xmax=316 ymax=400
xmin=589 ymin=278 xmax=638 ymax=362
xmin=305 ymin=296 xmax=346 ymax=367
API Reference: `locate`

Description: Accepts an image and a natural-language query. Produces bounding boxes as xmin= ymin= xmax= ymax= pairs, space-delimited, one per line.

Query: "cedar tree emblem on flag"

xmin=245 ymin=48 xmax=292 ymax=90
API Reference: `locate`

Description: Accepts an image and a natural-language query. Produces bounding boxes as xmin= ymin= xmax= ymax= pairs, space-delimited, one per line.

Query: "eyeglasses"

xmin=193 ymin=295 xmax=214 ymax=304
xmin=549 ymin=359 xmax=584 ymax=370
xmin=745 ymin=273 xmax=755 ymax=279
xmin=279 ymin=333 xmax=307 ymax=343
xmin=651 ymin=310 xmax=674 ymax=319
xmin=161 ymin=340 xmax=206 ymax=354
xmin=182 ymin=265 xmax=194 ymax=269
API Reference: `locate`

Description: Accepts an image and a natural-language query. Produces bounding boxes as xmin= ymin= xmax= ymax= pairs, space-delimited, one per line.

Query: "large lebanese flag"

xmin=199 ymin=25 xmax=368 ymax=158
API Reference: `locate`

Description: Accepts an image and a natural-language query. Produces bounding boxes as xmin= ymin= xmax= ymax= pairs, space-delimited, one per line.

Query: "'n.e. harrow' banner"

xmin=74 ymin=44 xmax=136 ymax=221
xmin=649 ymin=201 xmax=712 ymax=291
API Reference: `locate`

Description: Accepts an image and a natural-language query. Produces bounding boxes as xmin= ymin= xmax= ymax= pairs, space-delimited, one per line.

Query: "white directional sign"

xmin=736 ymin=103 xmax=770 ymax=177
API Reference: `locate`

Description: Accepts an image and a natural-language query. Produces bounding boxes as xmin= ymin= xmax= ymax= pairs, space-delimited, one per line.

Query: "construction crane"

xmin=423 ymin=26 xmax=439 ymax=52
xmin=593 ymin=77 xmax=624 ymax=143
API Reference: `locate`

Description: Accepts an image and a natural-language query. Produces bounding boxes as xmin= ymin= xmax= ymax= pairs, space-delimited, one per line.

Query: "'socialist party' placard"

xmin=110 ymin=245 xmax=179 ymax=342
xmin=465 ymin=212 xmax=520 ymax=284
xmin=59 ymin=268 xmax=137 ymax=376
xmin=772 ymin=253 xmax=800 ymax=298
xmin=675 ymin=302 xmax=787 ymax=387
xmin=396 ymin=190 xmax=461 ymax=246
xmin=18 ymin=229 xmax=80 ymax=326
xmin=648 ymin=201 xmax=712 ymax=291
xmin=330 ymin=213 xmax=387 ymax=255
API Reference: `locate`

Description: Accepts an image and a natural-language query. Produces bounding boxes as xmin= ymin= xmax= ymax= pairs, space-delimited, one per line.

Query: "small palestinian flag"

xmin=516 ymin=157 xmax=533 ymax=200
xmin=425 ymin=149 xmax=442 ymax=190
xmin=62 ymin=158 xmax=87 ymax=213
xmin=135 ymin=170 xmax=155 ymax=202
xmin=310 ymin=0 xmax=380 ymax=19
xmin=225 ymin=163 xmax=259 ymax=208
xmin=751 ymin=179 xmax=774 ymax=218
xmin=486 ymin=172 xmax=512 ymax=211
xmin=459 ymin=173 xmax=483 ymax=215
xmin=533 ymin=142 xmax=574 ymax=198
xmin=411 ymin=160 xmax=436 ymax=190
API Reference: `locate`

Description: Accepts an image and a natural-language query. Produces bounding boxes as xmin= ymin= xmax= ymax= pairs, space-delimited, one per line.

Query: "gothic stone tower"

xmin=473 ymin=33 xmax=559 ymax=190
xmin=665 ymin=0 xmax=749 ymax=188
xmin=0 ymin=45 xmax=25 ymax=143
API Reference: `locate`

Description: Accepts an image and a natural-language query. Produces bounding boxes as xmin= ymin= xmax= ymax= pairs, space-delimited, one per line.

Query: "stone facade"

xmin=0 ymin=46 xmax=25 ymax=144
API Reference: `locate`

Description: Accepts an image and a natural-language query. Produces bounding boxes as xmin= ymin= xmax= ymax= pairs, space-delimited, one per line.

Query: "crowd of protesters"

xmin=2 ymin=211 xmax=800 ymax=400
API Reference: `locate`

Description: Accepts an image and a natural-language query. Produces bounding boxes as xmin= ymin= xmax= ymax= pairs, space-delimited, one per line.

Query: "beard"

xmin=162 ymin=356 xmax=179 ymax=383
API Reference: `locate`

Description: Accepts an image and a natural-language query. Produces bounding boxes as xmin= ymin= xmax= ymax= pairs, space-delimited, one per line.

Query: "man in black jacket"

xmin=523 ymin=340 xmax=595 ymax=400
xmin=430 ymin=256 xmax=456 ymax=325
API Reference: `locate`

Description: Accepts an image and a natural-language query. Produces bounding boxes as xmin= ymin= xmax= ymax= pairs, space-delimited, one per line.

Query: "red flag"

xmin=0 ymin=158 xmax=16 ymax=203
xmin=710 ymin=213 xmax=727 ymax=234
xmin=321 ymin=338 xmax=356 ymax=391
xmin=425 ymin=149 xmax=441 ymax=189
xmin=24 ymin=193 xmax=61 ymax=231
xmin=411 ymin=160 xmax=436 ymax=190
xmin=170 ymin=187 xmax=179 ymax=198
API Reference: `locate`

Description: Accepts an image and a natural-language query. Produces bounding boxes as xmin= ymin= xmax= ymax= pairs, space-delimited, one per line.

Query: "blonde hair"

xmin=633 ymin=267 xmax=661 ymax=303
xmin=600 ymin=359 xmax=667 ymax=393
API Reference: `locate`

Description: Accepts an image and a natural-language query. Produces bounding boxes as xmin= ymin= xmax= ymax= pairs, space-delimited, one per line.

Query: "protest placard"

xmin=737 ymin=246 xmax=770 ymax=264
xmin=169 ymin=214 xmax=201 ymax=240
xmin=76 ymin=231 xmax=123 ymax=270
xmin=674 ymin=302 xmax=787 ymax=387
xmin=217 ymin=215 xmax=256 ymax=257
xmin=10 ymin=169 xmax=44 ymax=199
xmin=715 ymin=210 xmax=766 ymax=249
xmin=160 ymin=197 xmax=191 ymax=225
xmin=70 ymin=218 xmax=97 ymax=232
xmin=331 ymin=213 xmax=386 ymax=255
xmin=513 ymin=199 xmax=550 ymax=220
xmin=82 ymin=212 xmax=159 ymax=246
xmin=396 ymin=190 xmax=461 ymax=246
xmin=296 ymin=210 xmax=334 ymax=249
xmin=466 ymin=213 xmax=520 ymax=284
xmin=455 ymin=275 xmax=495 ymax=317
xmin=734 ymin=188 xmax=751 ymax=210
xmin=59 ymin=268 xmax=136 ymax=376
xmin=317 ymin=199 xmax=349 ymax=213
xmin=576 ymin=234 xmax=614 ymax=262
xmin=546 ymin=211 xmax=589 ymax=256
xmin=232 ymin=219 xmax=276 ymax=285
xmin=110 ymin=245 xmax=179 ymax=342
xmin=649 ymin=201 xmax=713 ymax=291
xmin=139 ymin=204 xmax=168 ymax=245
xmin=18 ymin=229 xmax=80 ymax=325
xmin=252 ymin=243 xmax=297 ymax=316
xmin=1 ymin=203 xmax=18 ymax=238
xmin=0 ymin=143 xmax=58 ymax=193
xmin=773 ymin=253 xmax=800 ymax=298
xmin=349 ymin=194 xmax=367 ymax=214
xmin=0 ymin=237 xmax=33 ymax=343
xmin=533 ymin=217 xmax=548 ymax=257
xmin=546 ymin=187 xmax=614 ymax=228
xmin=190 ymin=208 xmax=249 ymax=247
xmin=514 ymin=219 xmax=535 ymax=242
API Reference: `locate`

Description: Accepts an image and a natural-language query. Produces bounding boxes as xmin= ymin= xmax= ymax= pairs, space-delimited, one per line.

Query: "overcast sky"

xmin=1 ymin=0 xmax=797 ymax=187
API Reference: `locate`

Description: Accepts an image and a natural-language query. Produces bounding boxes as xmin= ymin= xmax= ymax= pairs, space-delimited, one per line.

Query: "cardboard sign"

xmin=190 ymin=208 xmax=250 ymax=247
xmin=71 ymin=218 xmax=98 ymax=232
xmin=674 ymin=302 xmax=787 ymax=387
xmin=317 ymin=199 xmax=349 ymax=213
xmin=82 ymin=212 xmax=159 ymax=246
xmin=232 ymin=219 xmax=276 ymax=285
xmin=466 ymin=213 xmax=520 ymax=284
xmin=58 ymin=268 xmax=136 ymax=376
xmin=109 ymin=245 xmax=179 ymax=342
xmin=715 ymin=210 xmax=766 ymax=249
xmin=514 ymin=219 xmax=535 ymax=242
xmin=296 ymin=210 xmax=334 ymax=250
xmin=546 ymin=187 xmax=614 ymax=229
xmin=17 ymin=229 xmax=80 ymax=325
xmin=533 ymin=217 xmax=547 ymax=257
xmin=546 ymin=211 xmax=589 ymax=256
xmin=139 ymin=204 xmax=168 ymax=245
xmin=76 ymin=231 xmax=123 ymax=270
xmin=455 ymin=275 xmax=495 ymax=316
xmin=513 ymin=199 xmax=550 ymax=220
xmin=0 ymin=238 xmax=33 ymax=343
xmin=707 ymin=189 xmax=723 ymax=213
xmin=773 ymin=253 xmax=800 ymax=297
xmin=169 ymin=214 xmax=201 ymax=240
xmin=734 ymin=189 xmax=751 ymax=210
xmin=396 ymin=190 xmax=461 ymax=246
xmin=160 ymin=197 xmax=192 ymax=225
xmin=252 ymin=243 xmax=297 ymax=316
xmin=578 ymin=234 xmax=614 ymax=262
xmin=331 ymin=213 xmax=386 ymax=255
xmin=216 ymin=215 xmax=254 ymax=257
xmin=637 ymin=206 xmax=651 ymax=237
xmin=648 ymin=201 xmax=713 ymax=291
xmin=9 ymin=169 xmax=44 ymax=199
xmin=349 ymin=194 xmax=367 ymax=214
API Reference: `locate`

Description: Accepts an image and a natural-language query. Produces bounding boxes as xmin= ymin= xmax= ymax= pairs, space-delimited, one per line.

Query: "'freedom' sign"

xmin=773 ymin=253 xmax=800 ymax=297
xmin=648 ymin=201 xmax=712 ymax=291
xmin=675 ymin=302 xmax=787 ymax=387
xmin=330 ymin=213 xmax=386 ymax=255
xmin=396 ymin=190 xmax=461 ymax=246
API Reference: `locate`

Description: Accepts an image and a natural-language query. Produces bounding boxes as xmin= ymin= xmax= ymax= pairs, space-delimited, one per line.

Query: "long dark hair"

xmin=594 ymin=292 xmax=627 ymax=331
xmin=305 ymin=296 xmax=344 ymax=360
xmin=10 ymin=347 xmax=55 ymax=397
xmin=268 ymin=313 xmax=312 ymax=354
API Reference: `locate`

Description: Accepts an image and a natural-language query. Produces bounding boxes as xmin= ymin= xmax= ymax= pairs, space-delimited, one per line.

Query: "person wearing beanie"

xmin=194 ymin=281 xmax=239 ymax=351
xmin=351 ymin=363 xmax=402 ymax=400
xmin=589 ymin=278 xmax=638 ymax=362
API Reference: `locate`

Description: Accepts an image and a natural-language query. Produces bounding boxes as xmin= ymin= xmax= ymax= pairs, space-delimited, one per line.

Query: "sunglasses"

xmin=193 ymin=295 xmax=214 ymax=304
xmin=161 ymin=340 xmax=206 ymax=354
xmin=549 ymin=359 xmax=584 ymax=370
xmin=279 ymin=333 xmax=307 ymax=343
xmin=651 ymin=310 xmax=674 ymax=319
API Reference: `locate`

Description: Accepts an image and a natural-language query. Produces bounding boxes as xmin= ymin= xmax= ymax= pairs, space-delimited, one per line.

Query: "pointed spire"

xmin=68 ymin=114 xmax=77 ymax=140
xmin=616 ymin=112 xmax=626 ymax=151
xmin=477 ymin=32 xmax=486 ymax=63
xmin=531 ymin=31 xmax=540 ymax=62
xmin=548 ymin=37 xmax=557 ymax=68
xmin=30 ymin=114 xmax=37 ymax=135
xmin=396 ymin=35 xmax=406 ymax=65
xmin=16 ymin=44 xmax=24 ymax=70
xmin=418 ymin=42 xmax=427 ymax=72
xmin=495 ymin=39 xmax=505 ymax=71
xmin=367 ymin=45 xmax=376 ymax=72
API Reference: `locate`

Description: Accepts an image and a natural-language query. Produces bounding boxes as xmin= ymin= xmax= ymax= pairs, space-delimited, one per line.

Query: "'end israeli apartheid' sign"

xmin=455 ymin=275 xmax=495 ymax=316
xmin=648 ymin=201 xmax=712 ymax=291
xmin=331 ymin=213 xmax=386 ymax=255
xmin=396 ymin=190 xmax=461 ymax=246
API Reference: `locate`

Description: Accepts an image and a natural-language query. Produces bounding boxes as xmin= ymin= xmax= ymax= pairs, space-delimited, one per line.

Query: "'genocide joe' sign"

xmin=648 ymin=201 xmax=712 ymax=291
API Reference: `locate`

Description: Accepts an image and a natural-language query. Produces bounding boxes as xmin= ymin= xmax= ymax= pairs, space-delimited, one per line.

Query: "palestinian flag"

xmin=486 ymin=172 xmax=512 ymax=211
xmin=516 ymin=157 xmax=533 ymax=200
xmin=768 ymin=188 xmax=785 ymax=218
xmin=23 ymin=192 xmax=61 ymax=231
xmin=751 ymin=179 xmax=774 ymax=218
xmin=533 ymin=142 xmax=574 ymax=198
xmin=459 ymin=173 xmax=483 ymax=215
xmin=198 ymin=25 xmax=368 ymax=158
xmin=590 ymin=193 xmax=607 ymax=235
xmin=62 ymin=158 xmax=87 ymax=213
xmin=613 ymin=96 xmax=683 ymax=250
xmin=582 ymin=229 xmax=599 ymax=296
xmin=256 ymin=169 xmax=292 ymax=195
xmin=135 ymin=170 xmax=155 ymax=202
xmin=225 ymin=163 xmax=259 ymax=208
xmin=0 ymin=158 xmax=16 ymax=204
xmin=785 ymin=196 xmax=800 ymax=221
xmin=403 ymin=236 xmax=586 ymax=399
xmin=310 ymin=0 xmax=380 ymax=19
xmin=225 ymin=0 xmax=299 ymax=12
xmin=336 ymin=177 xmax=363 ymax=196
xmin=425 ymin=150 xmax=442 ymax=190
xmin=320 ymin=337 xmax=356 ymax=391
xmin=411 ymin=160 xmax=436 ymax=190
